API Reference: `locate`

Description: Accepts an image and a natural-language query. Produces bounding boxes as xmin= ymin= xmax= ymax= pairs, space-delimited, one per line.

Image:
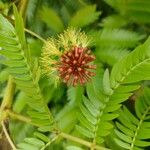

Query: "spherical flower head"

xmin=40 ymin=28 xmax=96 ymax=86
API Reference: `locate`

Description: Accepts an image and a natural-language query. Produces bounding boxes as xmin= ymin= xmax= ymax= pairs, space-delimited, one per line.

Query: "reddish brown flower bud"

xmin=58 ymin=46 xmax=96 ymax=86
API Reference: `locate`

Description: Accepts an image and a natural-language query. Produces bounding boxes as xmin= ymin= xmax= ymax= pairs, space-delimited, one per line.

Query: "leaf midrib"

xmin=94 ymin=57 xmax=150 ymax=142
xmin=112 ymin=57 xmax=150 ymax=90
xmin=130 ymin=105 xmax=150 ymax=150
xmin=0 ymin=21 xmax=53 ymax=125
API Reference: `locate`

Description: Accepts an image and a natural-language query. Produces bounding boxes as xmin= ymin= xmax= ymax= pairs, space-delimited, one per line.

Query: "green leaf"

xmin=93 ymin=29 xmax=144 ymax=49
xmin=34 ymin=132 xmax=49 ymax=143
xmin=17 ymin=132 xmax=50 ymax=150
xmin=94 ymin=35 xmax=150 ymax=145
xmin=17 ymin=143 xmax=39 ymax=150
xmin=104 ymin=0 xmax=150 ymax=24
xmin=0 ymin=6 xmax=54 ymax=132
xmin=76 ymin=125 xmax=94 ymax=138
xmin=116 ymin=122 xmax=134 ymax=137
xmin=80 ymin=104 xmax=97 ymax=124
xmin=66 ymin=146 xmax=84 ymax=150
xmin=40 ymin=6 xmax=64 ymax=33
xmin=69 ymin=5 xmax=101 ymax=28
xmin=24 ymin=138 xmax=45 ymax=147
xmin=103 ymin=69 xmax=113 ymax=95
xmin=114 ymin=88 xmax=150 ymax=149
xmin=82 ymin=95 xmax=99 ymax=117
xmin=101 ymin=15 xmax=127 ymax=28
xmin=114 ymin=130 xmax=132 ymax=143
xmin=114 ymin=138 xmax=130 ymax=149
xmin=0 ymin=14 xmax=15 ymax=36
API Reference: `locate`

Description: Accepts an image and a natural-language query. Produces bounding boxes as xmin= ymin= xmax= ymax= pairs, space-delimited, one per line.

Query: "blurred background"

xmin=0 ymin=0 xmax=150 ymax=149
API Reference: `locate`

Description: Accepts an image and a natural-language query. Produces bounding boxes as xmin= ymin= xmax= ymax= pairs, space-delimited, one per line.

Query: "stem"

xmin=2 ymin=0 xmax=20 ymax=11
xmin=1 ymin=121 xmax=17 ymax=150
xmin=1 ymin=14 xmax=46 ymax=43
xmin=0 ymin=131 xmax=2 ymax=139
xmin=20 ymin=0 xmax=54 ymax=125
xmin=40 ymin=135 xmax=59 ymax=150
xmin=78 ymin=0 xmax=87 ymax=6
xmin=60 ymin=132 xmax=91 ymax=147
xmin=19 ymin=0 xmax=28 ymax=20
xmin=130 ymin=106 xmax=150 ymax=150
xmin=6 ymin=110 xmax=39 ymax=127
xmin=0 ymin=77 xmax=15 ymax=109
xmin=6 ymin=110 xmax=31 ymax=123
xmin=6 ymin=111 xmax=110 ymax=150
xmin=59 ymin=132 xmax=110 ymax=150
xmin=91 ymin=147 xmax=94 ymax=150
xmin=24 ymin=28 xmax=46 ymax=43
xmin=0 ymin=77 xmax=16 ymax=123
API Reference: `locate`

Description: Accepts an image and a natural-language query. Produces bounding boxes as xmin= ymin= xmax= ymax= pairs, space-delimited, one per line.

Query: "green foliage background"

xmin=0 ymin=0 xmax=150 ymax=150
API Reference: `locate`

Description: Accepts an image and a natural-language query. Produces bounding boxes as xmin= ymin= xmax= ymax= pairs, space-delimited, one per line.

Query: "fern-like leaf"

xmin=69 ymin=5 xmax=101 ymax=28
xmin=66 ymin=145 xmax=84 ymax=150
xmin=114 ymin=88 xmax=150 ymax=150
xmin=17 ymin=131 xmax=50 ymax=150
xmin=96 ymin=47 xmax=129 ymax=66
xmin=39 ymin=6 xmax=64 ymax=33
xmin=77 ymin=37 xmax=150 ymax=145
xmin=104 ymin=0 xmax=150 ymax=24
xmin=101 ymin=15 xmax=127 ymax=28
xmin=93 ymin=29 xmax=144 ymax=48
xmin=0 ymin=6 xmax=54 ymax=130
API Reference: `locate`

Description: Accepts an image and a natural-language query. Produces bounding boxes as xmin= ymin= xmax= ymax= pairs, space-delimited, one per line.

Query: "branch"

xmin=0 ymin=76 xmax=16 ymax=123
xmin=40 ymin=135 xmax=59 ymax=150
xmin=59 ymin=132 xmax=110 ymax=150
xmin=6 ymin=111 xmax=110 ymax=150
xmin=19 ymin=0 xmax=28 ymax=19
xmin=1 ymin=14 xmax=46 ymax=43
xmin=6 ymin=110 xmax=30 ymax=122
xmin=24 ymin=28 xmax=46 ymax=43
xmin=6 ymin=110 xmax=39 ymax=127
xmin=1 ymin=121 xmax=17 ymax=150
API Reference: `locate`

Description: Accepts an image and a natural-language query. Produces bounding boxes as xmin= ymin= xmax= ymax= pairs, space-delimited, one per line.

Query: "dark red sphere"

xmin=58 ymin=46 xmax=96 ymax=86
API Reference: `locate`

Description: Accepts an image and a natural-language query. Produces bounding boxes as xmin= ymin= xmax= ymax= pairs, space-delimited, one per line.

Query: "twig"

xmin=6 ymin=111 xmax=110 ymax=150
xmin=6 ymin=110 xmax=39 ymax=127
xmin=24 ymin=28 xmax=46 ymax=43
xmin=6 ymin=110 xmax=31 ymax=122
xmin=60 ymin=132 xmax=110 ymax=150
xmin=1 ymin=14 xmax=46 ymax=43
xmin=1 ymin=121 xmax=16 ymax=150
xmin=0 ymin=77 xmax=16 ymax=123
xmin=40 ymin=135 xmax=59 ymax=150
xmin=19 ymin=0 xmax=28 ymax=19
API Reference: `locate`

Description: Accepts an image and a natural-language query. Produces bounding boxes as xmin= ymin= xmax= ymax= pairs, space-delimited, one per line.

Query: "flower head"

xmin=40 ymin=28 xmax=96 ymax=86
